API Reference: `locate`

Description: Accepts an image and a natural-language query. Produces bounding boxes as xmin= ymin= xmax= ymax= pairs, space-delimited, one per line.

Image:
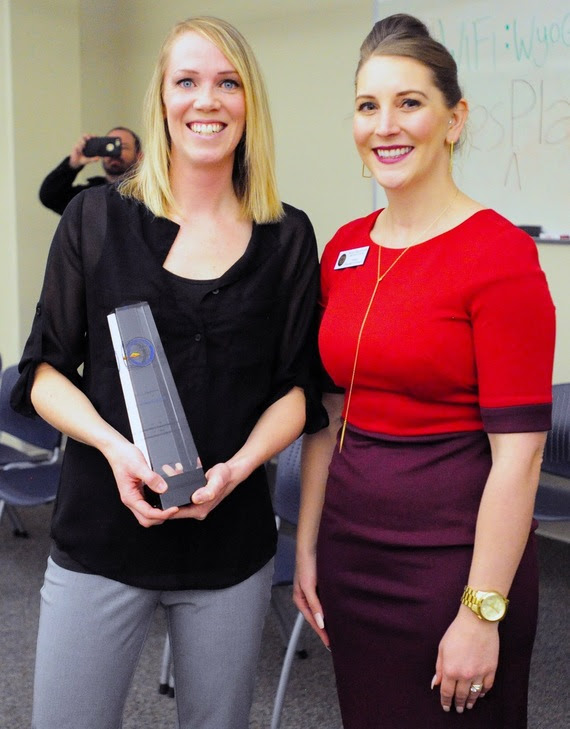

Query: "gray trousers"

xmin=32 ymin=557 xmax=274 ymax=729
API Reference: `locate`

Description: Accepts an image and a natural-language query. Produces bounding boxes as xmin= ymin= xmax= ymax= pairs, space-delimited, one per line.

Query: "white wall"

xmin=1 ymin=0 xmax=82 ymax=364
xmin=246 ymin=5 xmax=373 ymax=244
xmin=79 ymin=0 xmax=133 ymax=136
xmin=0 ymin=0 xmax=19 ymax=362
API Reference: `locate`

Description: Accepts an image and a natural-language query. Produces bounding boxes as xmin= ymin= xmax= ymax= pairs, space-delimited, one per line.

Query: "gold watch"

xmin=461 ymin=586 xmax=509 ymax=622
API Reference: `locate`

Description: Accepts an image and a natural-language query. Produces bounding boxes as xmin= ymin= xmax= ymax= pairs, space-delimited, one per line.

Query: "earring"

xmin=362 ymin=163 xmax=372 ymax=179
xmin=449 ymin=140 xmax=455 ymax=174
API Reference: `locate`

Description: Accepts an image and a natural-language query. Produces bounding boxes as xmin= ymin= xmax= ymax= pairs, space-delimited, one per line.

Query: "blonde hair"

xmin=120 ymin=16 xmax=283 ymax=223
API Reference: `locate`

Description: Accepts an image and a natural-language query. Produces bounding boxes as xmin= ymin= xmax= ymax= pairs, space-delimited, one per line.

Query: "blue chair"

xmin=0 ymin=364 xmax=60 ymax=467
xmin=534 ymin=383 xmax=570 ymax=529
xmin=0 ymin=365 xmax=62 ymax=537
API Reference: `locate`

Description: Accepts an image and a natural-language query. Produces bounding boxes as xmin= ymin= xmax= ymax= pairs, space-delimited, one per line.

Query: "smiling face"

xmin=161 ymin=31 xmax=246 ymax=171
xmin=353 ymin=54 xmax=462 ymax=192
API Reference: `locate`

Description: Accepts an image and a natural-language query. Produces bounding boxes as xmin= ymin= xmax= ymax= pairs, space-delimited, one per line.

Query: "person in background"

xmin=294 ymin=13 xmax=555 ymax=729
xmin=12 ymin=16 xmax=322 ymax=729
xmin=38 ymin=126 xmax=142 ymax=214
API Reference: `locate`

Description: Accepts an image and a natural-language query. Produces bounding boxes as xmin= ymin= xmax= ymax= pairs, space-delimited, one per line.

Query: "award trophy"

xmin=108 ymin=302 xmax=205 ymax=509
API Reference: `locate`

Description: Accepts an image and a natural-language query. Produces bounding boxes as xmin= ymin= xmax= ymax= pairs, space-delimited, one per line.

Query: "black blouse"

xmin=12 ymin=184 xmax=324 ymax=589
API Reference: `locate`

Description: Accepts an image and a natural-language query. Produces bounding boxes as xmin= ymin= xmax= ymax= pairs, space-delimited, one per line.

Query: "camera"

xmin=83 ymin=136 xmax=122 ymax=158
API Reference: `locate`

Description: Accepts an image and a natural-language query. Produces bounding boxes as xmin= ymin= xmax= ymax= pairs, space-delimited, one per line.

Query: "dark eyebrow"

xmin=355 ymin=89 xmax=429 ymax=102
xmin=397 ymin=89 xmax=429 ymax=99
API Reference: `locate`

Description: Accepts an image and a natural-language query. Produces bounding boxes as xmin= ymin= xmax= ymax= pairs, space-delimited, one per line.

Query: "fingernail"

xmin=430 ymin=674 xmax=437 ymax=690
xmin=466 ymin=703 xmax=474 ymax=710
xmin=443 ymin=706 xmax=450 ymax=713
xmin=325 ymin=645 xmax=332 ymax=652
xmin=456 ymin=707 xmax=464 ymax=714
xmin=315 ymin=612 xmax=325 ymax=630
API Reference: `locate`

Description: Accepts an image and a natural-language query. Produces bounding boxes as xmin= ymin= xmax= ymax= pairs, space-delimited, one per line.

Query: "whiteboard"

xmin=373 ymin=0 xmax=570 ymax=234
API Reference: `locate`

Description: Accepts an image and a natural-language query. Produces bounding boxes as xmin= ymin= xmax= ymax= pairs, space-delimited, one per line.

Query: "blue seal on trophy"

xmin=125 ymin=337 xmax=155 ymax=367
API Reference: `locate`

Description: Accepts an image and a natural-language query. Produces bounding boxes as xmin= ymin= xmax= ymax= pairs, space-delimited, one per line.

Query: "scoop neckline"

xmin=368 ymin=208 xmax=490 ymax=251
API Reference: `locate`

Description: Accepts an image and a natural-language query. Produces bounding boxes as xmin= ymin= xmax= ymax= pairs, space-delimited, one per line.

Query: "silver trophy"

xmin=108 ymin=302 xmax=204 ymax=509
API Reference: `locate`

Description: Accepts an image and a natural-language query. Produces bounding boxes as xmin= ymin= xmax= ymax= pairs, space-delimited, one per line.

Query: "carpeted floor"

xmin=0 ymin=504 xmax=568 ymax=728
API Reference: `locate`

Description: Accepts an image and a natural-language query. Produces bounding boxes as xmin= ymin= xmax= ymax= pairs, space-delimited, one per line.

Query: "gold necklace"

xmin=338 ymin=190 xmax=459 ymax=451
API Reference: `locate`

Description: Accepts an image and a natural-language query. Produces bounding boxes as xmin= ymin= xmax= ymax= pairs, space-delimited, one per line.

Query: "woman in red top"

xmin=294 ymin=13 xmax=555 ymax=729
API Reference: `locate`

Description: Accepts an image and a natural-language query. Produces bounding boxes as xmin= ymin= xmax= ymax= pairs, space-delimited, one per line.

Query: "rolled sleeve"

xmin=11 ymin=195 xmax=89 ymax=416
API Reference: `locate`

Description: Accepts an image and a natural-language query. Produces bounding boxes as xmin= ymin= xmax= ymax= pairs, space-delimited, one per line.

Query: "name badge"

xmin=334 ymin=246 xmax=370 ymax=270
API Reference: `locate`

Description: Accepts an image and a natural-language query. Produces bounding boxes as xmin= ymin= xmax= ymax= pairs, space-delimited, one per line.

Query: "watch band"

xmin=461 ymin=585 xmax=481 ymax=613
xmin=461 ymin=585 xmax=509 ymax=622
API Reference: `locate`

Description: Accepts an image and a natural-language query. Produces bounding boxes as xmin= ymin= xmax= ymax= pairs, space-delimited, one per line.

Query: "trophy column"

xmin=108 ymin=302 xmax=205 ymax=509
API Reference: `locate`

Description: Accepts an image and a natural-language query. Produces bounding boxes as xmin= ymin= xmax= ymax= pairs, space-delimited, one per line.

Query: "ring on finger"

xmin=470 ymin=683 xmax=483 ymax=694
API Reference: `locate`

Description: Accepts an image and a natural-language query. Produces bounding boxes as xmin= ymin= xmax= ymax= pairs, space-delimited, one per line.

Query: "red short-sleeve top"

xmin=319 ymin=209 xmax=555 ymax=435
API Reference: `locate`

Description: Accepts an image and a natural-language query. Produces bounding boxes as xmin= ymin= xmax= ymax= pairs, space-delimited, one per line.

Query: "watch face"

xmin=480 ymin=593 xmax=506 ymax=621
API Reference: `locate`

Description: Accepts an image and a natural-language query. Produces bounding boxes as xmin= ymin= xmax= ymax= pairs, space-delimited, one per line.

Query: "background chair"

xmin=534 ymin=383 xmax=570 ymax=541
xmin=0 ymin=364 xmax=60 ymax=467
xmin=0 ymin=365 xmax=63 ymax=537
xmin=269 ymin=435 xmax=308 ymax=729
xmin=157 ymin=436 xmax=311 ymax=729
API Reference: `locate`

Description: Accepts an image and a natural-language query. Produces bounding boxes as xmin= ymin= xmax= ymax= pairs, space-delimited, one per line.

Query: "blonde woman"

xmin=13 ymin=17 xmax=321 ymax=729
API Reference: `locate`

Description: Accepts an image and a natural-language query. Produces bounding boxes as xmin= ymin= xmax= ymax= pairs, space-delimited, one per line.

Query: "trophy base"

xmin=145 ymin=470 xmax=204 ymax=510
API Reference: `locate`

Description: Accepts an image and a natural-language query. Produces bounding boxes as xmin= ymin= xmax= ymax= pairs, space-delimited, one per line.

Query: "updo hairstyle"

xmin=356 ymin=13 xmax=462 ymax=110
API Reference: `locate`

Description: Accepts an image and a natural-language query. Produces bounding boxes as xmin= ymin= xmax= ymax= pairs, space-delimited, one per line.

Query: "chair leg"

xmin=158 ymin=633 xmax=174 ymax=696
xmin=270 ymin=611 xmax=305 ymax=729
xmin=271 ymin=591 xmax=307 ymax=658
xmin=4 ymin=503 xmax=29 ymax=537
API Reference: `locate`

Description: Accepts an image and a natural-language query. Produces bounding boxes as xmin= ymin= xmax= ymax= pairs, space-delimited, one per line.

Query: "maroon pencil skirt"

xmin=316 ymin=426 xmax=538 ymax=729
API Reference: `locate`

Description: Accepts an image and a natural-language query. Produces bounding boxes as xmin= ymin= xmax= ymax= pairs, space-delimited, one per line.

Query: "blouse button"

xmin=35 ymin=304 xmax=42 ymax=316
xmin=211 ymin=289 xmax=220 ymax=295
xmin=194 ymin=333 xmax=202 ymax=342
